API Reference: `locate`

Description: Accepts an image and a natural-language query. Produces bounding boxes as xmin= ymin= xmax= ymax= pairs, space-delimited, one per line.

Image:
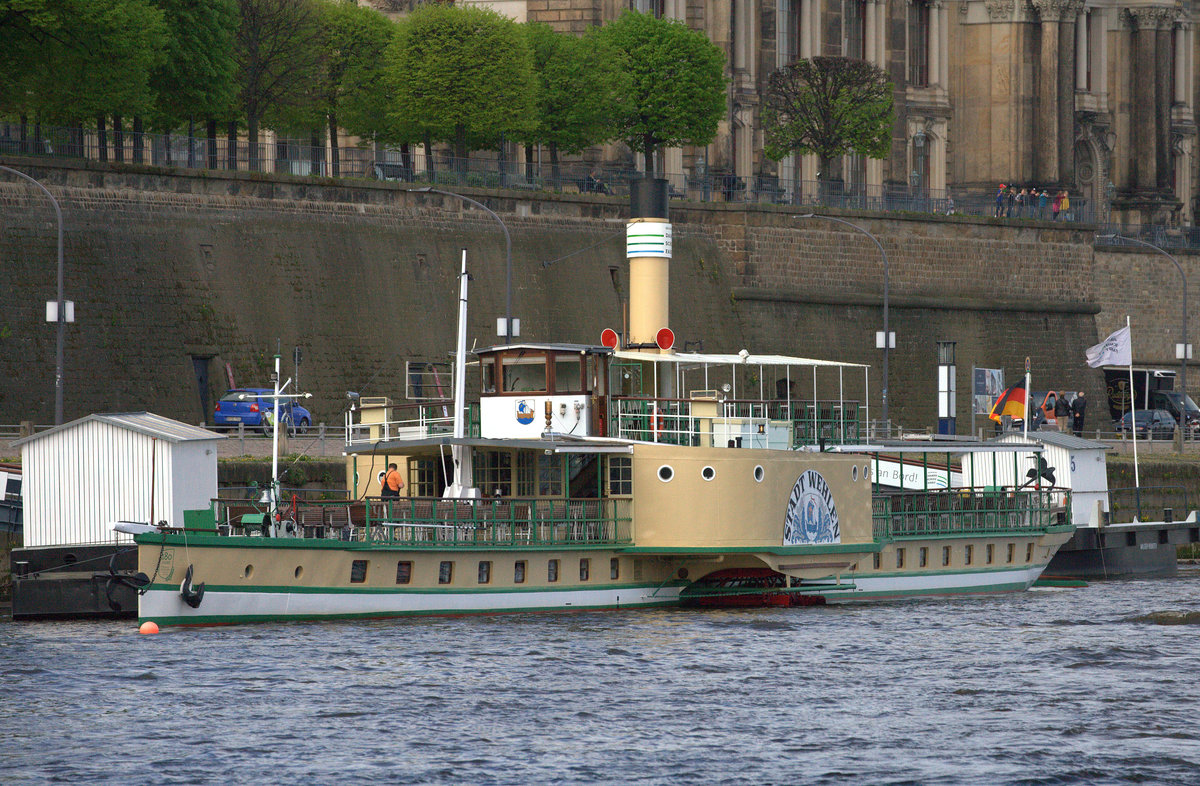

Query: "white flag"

xmin=1085 ymin=326 xmax=1132 ymax=368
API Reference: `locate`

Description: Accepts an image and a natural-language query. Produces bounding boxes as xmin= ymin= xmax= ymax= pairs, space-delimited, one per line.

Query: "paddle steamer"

xmin=134 ymin=182 xmax=1073 ymax=627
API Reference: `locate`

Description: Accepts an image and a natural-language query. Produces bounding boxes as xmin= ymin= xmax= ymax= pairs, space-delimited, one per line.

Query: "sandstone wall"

xmin=0 ymin=157 xmax=1120 ymax=431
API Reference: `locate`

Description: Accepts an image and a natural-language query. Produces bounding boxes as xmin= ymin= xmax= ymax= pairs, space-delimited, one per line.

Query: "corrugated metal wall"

xmin=22 ymin=421 xmax=176 ymax=547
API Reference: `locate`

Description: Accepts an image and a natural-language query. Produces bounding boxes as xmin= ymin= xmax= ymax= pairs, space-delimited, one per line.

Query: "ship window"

xmin=754 ymin=465 xmax=765 ymax=483
xmin=851 ymin=465 xmax=859 ymax=482
xmin=965 ymin=545 xmax=973 ymax=565
xmin=481 ymin=357 xmax=498 ymax=394
xmin=919 ymin=547 xmax=928 ymax=568
xmin=516 ymin=451 xmax=537 ymax=496
xmin=609 ymin=456 xmax=632 ymax=495
xmin=1007 ymin=543 xmax=1015 ymax=563
xmin=502 ymin=352 xmax=547 ymax=393
xmin=610 ymin=557 xmax=620 ymax=579
xmin=552 ymin=355 xmax=584 ymax=393
xmin=514 ymin=560 xmax=527 ymax=583
xmin=408 ymin=459 xmax=438 ymax=497
xmin=548 ymin=558 xmax=560 ymax=582
xmin=350 ymin=559 xmax=368 ymax=583
xmin=478 ymin=561 xmax=492 ymax=584
xmin=986 ymin=544 xmax=995 ymax=564
xmin=396 ymin=561 xmax=412 ymax=584
xmin=579 ymin=558 xmax=590 ymax=581
xmin=475 ymin=450 xmax=512 ymax=497
xmin=657 ymin=465 xmax=674 ymax=482
xmin=243 ymin=564 xmax=254 ymax=579
xmin=439 ymin=561 xmax=454 ymax=584
xmin=701 ymin=466 xmax=716 ymax=481
xmin=942 ymin=546 xmax=951 ymax=566
xmin=1026 ymin=543 xmax=1033 ymax=562
xmin=294 ymin=566 xmax=304 ymax=579
xmin=873 ymin=553 xmax=881 ymax=570
xmin=538 ymin=452 xmax=563 ymax=496
xmin=896 ymin=548 xmax=905 ymax=568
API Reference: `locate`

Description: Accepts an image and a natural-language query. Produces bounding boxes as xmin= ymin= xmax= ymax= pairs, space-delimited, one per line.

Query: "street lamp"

xmin=413 ymin=186 xmax=514 ymax=342
xmin=795 ymin=213 xmax=892 ymax=432
xmin=1 ymin=165 xmax=66 ymax=424
xmin=1097 ymin=233 xmax=1189 ymax=450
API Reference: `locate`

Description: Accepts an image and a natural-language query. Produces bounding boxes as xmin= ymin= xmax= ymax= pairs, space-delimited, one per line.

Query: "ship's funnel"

xmin=627 ymin=178 xmax=671 ymax=351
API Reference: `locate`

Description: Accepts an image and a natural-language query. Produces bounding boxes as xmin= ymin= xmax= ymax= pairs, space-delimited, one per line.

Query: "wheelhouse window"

xmin=502 ymin=351 xmax=546 ymax=393
xmin=552 ymin=355 xmax=584 ymax=394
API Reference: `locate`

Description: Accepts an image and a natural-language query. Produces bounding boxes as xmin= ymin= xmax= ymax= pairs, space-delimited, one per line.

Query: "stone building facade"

xmin=426 ymin=0 xmax=1198 ymax=225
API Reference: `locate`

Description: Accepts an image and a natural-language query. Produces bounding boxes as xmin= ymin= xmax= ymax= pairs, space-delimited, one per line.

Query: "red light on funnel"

xmin=656 ymin=327 xmax=675 ymax=350
xmin=600 ymin=328 xmax=619 ymax=349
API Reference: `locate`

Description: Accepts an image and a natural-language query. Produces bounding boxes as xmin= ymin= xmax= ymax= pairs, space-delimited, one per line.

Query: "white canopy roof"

xmin=612 ymin=350 xmax=868 ymax=369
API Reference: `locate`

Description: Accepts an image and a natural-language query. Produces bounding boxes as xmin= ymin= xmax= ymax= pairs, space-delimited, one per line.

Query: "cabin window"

xmin=965 ymin=545 xmax=974 ymax=565
xmin=986 ymin=544 xmax=995 ymax=564
xmin=514 ymin=560 xmax=527 ymax=583
xmin=873 ymin=553 xmax=881 ymax=570
xmin=1007 ymin=543 xmax=1015 ymax=564
xmin=408 ymin=459 xmax=438 ymax=497
xmin=610 ymin=557 xmax=620 ymax=579
xmin=754 ymin=465 xmax=765 ymax=483
xmin=502 ymin=352 xmax=547 ymax=393
xmin=516 ymin=451 xmax=537 ymax=496
xmin=851 ymin=465 xmax=859 ymax=482
xmin=538 ymin=452 xmax=563 ymax=496
xmin=896 ymin=548 xmax=905 ymax=568
xmin=350 ymin=559 xmax=368 ymax=583
xmin=481 ymin=357 xmax=498 ymax=394
xmin=609 ymin=456 xmax=633 ymax=496
xmin=579 ymin=558 xmax=590 ymax=581
xmin=552 ymin=355 xmax=584 ymax=393
xmin=548 ymin=559 xmax=560 ymax=582
xmin=396 ymin=561 xmax=412 ymax=584
xmin=701 ymin=466 xmax=716 ymax=481
xmin=919 ymin=547 xmax=928 ymax=568
xmin=657 ymin=465 xmax=674 ymax=483
xmin=475 ymin=450 xmax=512 ymax=497
xmin=439 ymin=561 xmax=454 ymax=584
xmin=478 ymin=561 xmax=492 ymax=584
xmin=1026 ymin=543 xmax=1033 ymax=562
xmin=942 ymin=546 xmax=951 ymax=566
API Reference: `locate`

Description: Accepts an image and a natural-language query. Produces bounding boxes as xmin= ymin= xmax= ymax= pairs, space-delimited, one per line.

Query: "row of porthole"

xmin=656 ymin=464 xmax=871 ymax=483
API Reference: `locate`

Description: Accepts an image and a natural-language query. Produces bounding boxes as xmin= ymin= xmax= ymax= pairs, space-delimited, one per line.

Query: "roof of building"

xmin=12 ymin=412 xmax=223 ymax=448
xmin=990 ymin=430 xmax=1111 ymax=451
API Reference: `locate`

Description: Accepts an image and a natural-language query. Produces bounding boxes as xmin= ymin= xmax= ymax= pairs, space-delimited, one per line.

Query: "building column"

xmin=1130 ymin=8 xmax=1159 ymax=190
xmin=800 ymin=0 xmax=813 ymax=58
xmin=875 ymin=0 xmax=886 ymax=66
xmin=865 ymin=0 xmax=878 ymax=64
xmin=1032 ymin=0 xmax=1064 ymax=183
xmin=1057 ymin=2 xmax=1080 ymax=184
xmin=1094 ymin=9 xmax=1108 ymax=104
xmin=1076 ymin=10 xmax=1088 ymax=87
xmin=1156 ymin=18 xmax=1172 ymax=188
xmin=1175 ymin=24 xmax=1187 ymax=104
xmin=929 ymin=2 xmax=942 ymax=87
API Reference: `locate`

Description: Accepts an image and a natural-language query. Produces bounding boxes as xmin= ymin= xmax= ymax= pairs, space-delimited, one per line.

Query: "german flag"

xmin=989 ymin=384 xmax=1026 ymax=423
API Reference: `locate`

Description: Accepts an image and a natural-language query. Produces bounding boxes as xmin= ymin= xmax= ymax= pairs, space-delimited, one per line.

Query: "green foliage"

xmin=523 ymin=22 xmax=628 ymax=154
xmin=319 ymin=0 xmax=396 ymax=140
xmin=596 ymin=11 xmax=726 ymax=173
xmin=384 ymin=3 xmax=537 ymax=156
xmin=1 ymin=0 xmax=169 ymax=121
xmin=762 ymin=56 xmax=894 ymax=176
xmin=147 ymin=0 xmax=239 ymax=130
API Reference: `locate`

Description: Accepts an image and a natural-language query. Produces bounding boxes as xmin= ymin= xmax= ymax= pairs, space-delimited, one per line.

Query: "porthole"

xmin=243 ymin=564 xmax=254 ymax=579
xmin=294 ymin=566 xmax=304 ymax=579
xmin=658 ymin=465 xmax=674 ymax=482
xmin=701 ymin=466 xmax=716 ymax=481
xmin=863 ymin=464 xmax=870 ymax=481
xmin=851 ymin=465 xmax=859 ymax=482
xmin=753 ymin=465 xmax=765 ymax=483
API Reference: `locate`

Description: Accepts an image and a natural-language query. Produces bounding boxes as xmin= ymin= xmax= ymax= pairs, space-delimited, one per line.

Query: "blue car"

xmin=214 ymin=388 xmax=280 ymax=433
xmin=289 ymin=403 xmax=312 ymax=434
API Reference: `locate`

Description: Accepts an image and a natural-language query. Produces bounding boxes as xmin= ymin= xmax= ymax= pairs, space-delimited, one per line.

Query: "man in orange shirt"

xmin=381 ymin=463 xmax=404 ymax=498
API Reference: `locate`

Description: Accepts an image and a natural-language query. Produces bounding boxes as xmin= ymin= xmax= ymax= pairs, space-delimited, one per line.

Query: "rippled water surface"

xmin=3 ymin=571 xmax=1200 ymax=785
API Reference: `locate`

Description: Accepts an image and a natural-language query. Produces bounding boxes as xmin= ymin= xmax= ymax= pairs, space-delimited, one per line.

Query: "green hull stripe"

xmin=135 ymin=533 xmax=625 ymax=552
xmin=147 ymin=580 xmax=688 ymax=595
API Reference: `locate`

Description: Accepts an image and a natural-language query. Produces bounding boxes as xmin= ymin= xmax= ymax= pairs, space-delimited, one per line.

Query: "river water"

xmin=3 ymin=571 xmax=1199 ymax=785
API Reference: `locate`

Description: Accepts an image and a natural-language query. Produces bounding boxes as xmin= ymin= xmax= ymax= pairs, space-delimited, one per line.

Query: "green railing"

xmin=364 ymin=497 xmax=632 ymax=546
xmin=611 ymin=397 xmax=863 ymax=447
xmin=872 ymin=488 xmax=1070 ymax=539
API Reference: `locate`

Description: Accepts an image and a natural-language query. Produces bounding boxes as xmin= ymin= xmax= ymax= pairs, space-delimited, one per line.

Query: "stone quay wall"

xmin=1 ymin=156 xmax=1186 ymax=432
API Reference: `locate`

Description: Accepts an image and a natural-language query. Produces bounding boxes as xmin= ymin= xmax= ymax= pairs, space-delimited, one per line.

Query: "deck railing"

xmin=872 ymin=488 xmax=1070 ymax=539
xmin=611 ymin=397 xmax=863 ymax=448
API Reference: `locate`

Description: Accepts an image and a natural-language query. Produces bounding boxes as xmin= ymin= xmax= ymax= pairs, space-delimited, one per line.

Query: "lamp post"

xmin=795 ymin=213 xmax=892 ymax=432
xmin=1 ymin=165 xmax=66 ymax=424
xmin=413 ymin=186 xmax=514 ymax=342
xmin=1098 ymin=233 xmax=1189 ymax=450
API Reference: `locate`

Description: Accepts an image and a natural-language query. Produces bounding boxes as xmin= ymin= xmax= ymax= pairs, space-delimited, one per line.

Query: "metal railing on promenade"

xmin=1 ymin=121 xmax=1103 ymax=225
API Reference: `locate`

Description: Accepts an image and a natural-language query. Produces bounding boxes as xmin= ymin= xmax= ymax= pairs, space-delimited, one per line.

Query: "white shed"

xmin=961 ymin=432 xmax=1110 ymax=528
xmin=14 ymin=413 xmax=222 ymax=547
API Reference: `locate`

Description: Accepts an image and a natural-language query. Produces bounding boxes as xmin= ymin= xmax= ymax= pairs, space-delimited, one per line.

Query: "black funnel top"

xmin=630 ymin=177 xmax=669 ymax=219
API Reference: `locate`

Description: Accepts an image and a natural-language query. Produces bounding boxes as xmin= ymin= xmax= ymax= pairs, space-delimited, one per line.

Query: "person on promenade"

xmin=1038 ymin=189 xmax=1050 ymax=219
xmin=381 ymin=463 xmax=405 ymax=498
xmin=1006 ymin=186 xmax=1015 ymax=217
xmin=995 ymin=184 xmax=1005 ymax=217
xmin=1060 ymin=190 xmax=1071 ymax=220
xmin=1053 ymin=391 xmax=1072 ymax=432
xmin=1016 ymin=188 xmax=1027 ymax=217
xmin=1071 ymin=391 xmax=1087 ymax=437
xmin=1051 ymin=191 xmax=1063 ymax=220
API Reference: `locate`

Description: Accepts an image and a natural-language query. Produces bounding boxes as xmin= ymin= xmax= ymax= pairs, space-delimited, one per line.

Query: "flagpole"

xmin=1128 ymin=315 xmax=1140 ymax=497
xmin=1023 ymin=364 xmax=1030 ymax=442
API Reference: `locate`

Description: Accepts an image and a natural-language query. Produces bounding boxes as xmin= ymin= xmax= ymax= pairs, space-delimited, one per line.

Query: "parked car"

xmin=214 ymin=388 xmax=280 ymax=433
xmin=1148 ymin=391 xmax=1200 ymax=438
xmin=1011 ymin=390 xmax=1072 ymax=431
xmin=289 ymin=403 xmax=312 ymax=434
xmin=1114 ymin=409 xmax=1177 ymax=440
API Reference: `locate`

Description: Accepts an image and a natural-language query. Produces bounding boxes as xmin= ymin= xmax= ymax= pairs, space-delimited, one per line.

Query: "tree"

xmin=233 ymin=0 xmax=325 ymax=170
xmin=596 ymin=11 xmax=725 ymax=176
xmin=385 ymin=4 xmax=537 ymax=167
xmin=524 ymin=22 xmax=629 ymax=186
xmin=312 ymin=0 xmax=395 ymax=177
xmin=761 ymin=56 xmax=894 ymax=185
xmin=147 ymin=0 xmax=239 ymax=133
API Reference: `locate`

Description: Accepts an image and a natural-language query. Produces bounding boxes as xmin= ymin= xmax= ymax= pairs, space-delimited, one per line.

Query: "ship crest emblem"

xmin=784 ymin=470 xmax=840 ymax=545
xmin=515 ymin=399 xmax=536 ymax=425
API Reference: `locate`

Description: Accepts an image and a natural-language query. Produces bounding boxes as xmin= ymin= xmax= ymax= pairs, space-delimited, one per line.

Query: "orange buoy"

xmin=139 ymin=621 xmax=160 ymax=635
